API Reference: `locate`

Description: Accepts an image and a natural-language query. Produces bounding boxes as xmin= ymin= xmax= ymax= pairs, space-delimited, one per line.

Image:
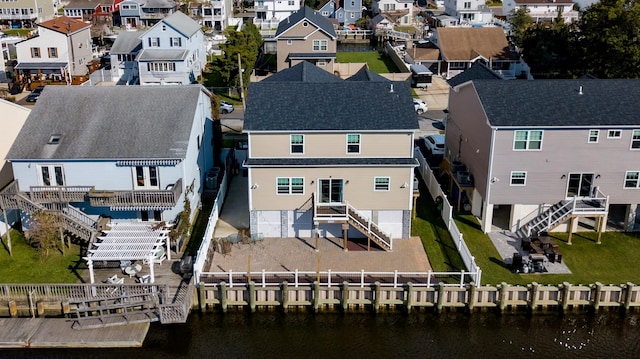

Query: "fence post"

xmin=394 ymin=270 xmax=398 ymax=288
xmin=341 ymin=281 xmax=349 ymax=312
xmin=360 ymin=270 xmax=365 ymax=288
xmin=328 ymin=269 xmax=332 ymax=288
xmin=529 ymin=282 xmax=539 ymax=312
xmin=593 ymin=282 xmax=602 ymax=311
xmin=295 ymin=269 xmax=299 ymax=288
xmin=248 ymin=281 xmax=256 ymax=313
xmin=437 ymin=285 xmax=445 ymax=313
xmin=373 ymin=282 xmax=381 ymax=313
xmin=459 ymin=270 xmax=464 ymax=287
xmin=625 ymin=282 xmax=634 ymax=311
xmin=262 ymin=269 xmax=266 ymax=288
xmin=198 ymin=282 xmax=206 ymax=312
xmin=561 ymin=282 xmax=571 ymax=312
xmin=405 ymin=282 xmax=413 ymax=313
xmin=282 ymin=281 xmax=289 ymax=312
xmin=228 ymin=270 xmax=233 ymax=288
xmin=219 ymin=281 xmax=228 ymax=313
xmin=313 ymin=281 xmax=320 ymax=313
xmin=468 ymin=282 xmax=476 ymax=312
xmin=499 ymin=282 xmax=508 ymax=312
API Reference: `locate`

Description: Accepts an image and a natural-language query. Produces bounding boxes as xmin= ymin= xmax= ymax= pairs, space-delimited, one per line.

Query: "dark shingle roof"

xmin=275 ymin=6 xmax=337 ymax=39
xmin=472 ymin=79 xmax=640 ymax=127
xmin=245 ymin=62 xmax=418 ymax=132
xmin=346 ymin=67 xmax=389 ymax=82
xmin=447 ymin=62 xmax=501 ymax=87
xmin=7 ymin=86 xmax=206 ymax=160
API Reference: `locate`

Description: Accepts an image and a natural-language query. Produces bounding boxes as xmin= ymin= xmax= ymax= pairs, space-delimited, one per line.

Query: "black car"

xmin=26 ymin=86 xmax=45 ymax=102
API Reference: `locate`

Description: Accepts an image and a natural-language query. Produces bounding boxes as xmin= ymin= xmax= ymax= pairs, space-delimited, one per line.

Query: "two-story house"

xmin=432 ymin=27 xmax=524 ymax=79
xmin=0 ymin=0 xmax=55 ymax=29
xmin=117 ymin=0 xmax=176 ymax=28
xmin=274 ymin=6 xmax=337 ymax=73
xmin=446 ymin=79 xmax=640 ymax=237
xmin=502 ymin=0 xmax=578 ymax=23
xmin=243 ymin=61 xmax=419 ymax=250
xmin=189 ymin=0 xmax=233 ymax=31
xmin=109 ymin=30 xmax=144 ymax=84
xmin=443 ymin=0 xmax=493 ymax=25
xmin=254 ymin=0 xmax=302 ymax=28
xmin=318 ymin=0 xmax=363 ymax=27
xmin=15 ymin=16 xmax=93 ymax=85
xmin=371 ymin=0 xmax=414 ymax=26
xmin=137 ymin=11 xmax=205 ymax=85
xmin=4 ymin=85 xmax=214 ymax=244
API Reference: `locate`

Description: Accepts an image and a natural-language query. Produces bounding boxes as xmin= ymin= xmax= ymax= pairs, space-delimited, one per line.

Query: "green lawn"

xmin=0 ymin=230 xmax=84 ymax=283
xmin=1 ymin=29 xmax=32 ymax=37
xmin=455 ymin=214 xmax=640 ymax=286
xmin=336 ymin=52 xmax=399 ymax=74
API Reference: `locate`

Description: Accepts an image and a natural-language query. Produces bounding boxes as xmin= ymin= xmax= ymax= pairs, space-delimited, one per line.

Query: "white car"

xmin=220 ymin=100 xmax=234 ymax=114
xmin=413 ymin=98 xmax=428 ymax=114
xmin=423 ymin=134 xmax=445 ymax=156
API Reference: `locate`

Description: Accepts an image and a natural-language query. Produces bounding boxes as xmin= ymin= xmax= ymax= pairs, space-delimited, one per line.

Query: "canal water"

xmin=6 ymin=311 xmax=640 ymax=358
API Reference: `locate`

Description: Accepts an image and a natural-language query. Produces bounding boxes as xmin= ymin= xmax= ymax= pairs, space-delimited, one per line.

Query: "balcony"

xmin=0 ymin=13 xmax=38 ymax=20
xmin=88 ymin=178 xmax=182 ymax=208
xmin=27 ymin=178 xmax=182 ymax=208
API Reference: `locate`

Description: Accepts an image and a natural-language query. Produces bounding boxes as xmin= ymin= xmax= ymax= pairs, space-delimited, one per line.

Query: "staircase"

xmin=0 ymin=182 xmax=99 ymax=243
xmin=346 ymin=204 xmax=392 ymax=251
xmin=70 ymin=291 xmax=161 ymax=330
xmin=516 ymin=196 xmax=609 ymax=239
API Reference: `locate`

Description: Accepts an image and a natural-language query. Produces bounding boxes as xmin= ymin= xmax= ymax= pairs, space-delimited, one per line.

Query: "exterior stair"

xmin=70 ymin=291 xmax=161 ymax=330
xmin=516 ymin=200 xmax=572 ymax=238
xmin=346 ymin=204 xmax=392 ymax=251
xmin=0 ymin=182 xmax=99 ymax=243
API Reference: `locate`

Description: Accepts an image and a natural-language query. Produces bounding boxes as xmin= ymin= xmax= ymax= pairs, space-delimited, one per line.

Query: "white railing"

xmin=346 ymin=203 xmax=392 ymax=251
xmin=414 ymin=148 xmax=482 ymax=285
xmin=335 ymin=29 xmax=373 ymax=37
xmin=199 ymin=268 xmax=479 ymax=288
xmin=525 ymin=193 xmax=609 ymax=237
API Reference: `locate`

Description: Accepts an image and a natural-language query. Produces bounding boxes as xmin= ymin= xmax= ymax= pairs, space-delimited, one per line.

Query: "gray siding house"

xmin=446 ymin=79 xmax=640 ymax=236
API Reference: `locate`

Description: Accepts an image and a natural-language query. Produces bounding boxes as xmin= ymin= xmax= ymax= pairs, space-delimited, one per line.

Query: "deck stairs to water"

xmin=346 ymin=204 xmax=392 ymax=251
xmin=70 ymin=292 xmax=161 ymax=330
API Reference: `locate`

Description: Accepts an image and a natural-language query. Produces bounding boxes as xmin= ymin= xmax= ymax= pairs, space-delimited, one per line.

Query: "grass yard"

xmin=1 ymin=29 xmax=32 ymax=37
xmin=336 ymin=52 xmax=399 ymax=74
xmin=455 ymin=213 xmax=640 ymax=286
xmin=0 ymin=230 xmax=84 ymax=283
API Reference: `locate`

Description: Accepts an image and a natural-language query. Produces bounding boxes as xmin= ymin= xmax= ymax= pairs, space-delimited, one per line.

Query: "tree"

xmin=29 ymin=211 xmax=63 ymax=258
xmin=507 ymin=7 xmax=534 ymax=49
xmin=521 ymin=23 xmax=578 ymax=78
xmin=216 ymin=23 xmax=263 ymax=88
xmin=577 ymin=0 xmax=640 ymax=78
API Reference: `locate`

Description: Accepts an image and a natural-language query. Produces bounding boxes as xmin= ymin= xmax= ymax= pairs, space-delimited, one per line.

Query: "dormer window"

xmin=162 ymin=25 xmax=167 ymax=31
xmin=48 ymin=134 xmax=61 ymax=144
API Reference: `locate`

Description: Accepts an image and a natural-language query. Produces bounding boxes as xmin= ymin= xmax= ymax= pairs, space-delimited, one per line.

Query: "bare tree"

xmin=30 ymin=211 xmax=63 ymax=258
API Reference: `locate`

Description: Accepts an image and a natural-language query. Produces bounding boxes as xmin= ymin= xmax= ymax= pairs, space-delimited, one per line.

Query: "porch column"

xmin=165 ymin=235 xmax=171 ymax=260
xmin=149 ymin=256 xmax=155 ymax=283
xmin=88 ymin=259 xmax=95 ymax=284
xmin=480 ymin=203 xmax=493 ymax=233
xmin=567 ymin=216 xmax=575 ymax=245
xmin=597 ymin=215 xmax=604 ymax=244
xmin=342 ymin=223 xmax=349 ymax=252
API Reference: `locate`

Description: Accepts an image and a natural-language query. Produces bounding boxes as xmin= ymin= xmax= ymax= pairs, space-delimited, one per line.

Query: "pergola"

xmin=84 ymin=222 xmax=171 ymax=284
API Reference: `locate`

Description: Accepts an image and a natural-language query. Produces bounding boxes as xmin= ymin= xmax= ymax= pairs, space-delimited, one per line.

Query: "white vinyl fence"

xmin=414 ymin=148 xmax=482 ymax=284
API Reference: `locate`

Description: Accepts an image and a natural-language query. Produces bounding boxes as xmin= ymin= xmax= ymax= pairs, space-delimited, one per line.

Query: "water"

xmin=6 ymin=311 xmax=640 ymax=358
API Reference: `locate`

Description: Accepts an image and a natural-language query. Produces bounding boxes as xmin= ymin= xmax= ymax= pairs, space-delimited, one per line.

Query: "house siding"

xmin=276 ymin=22 xmax=336 ymax=72
xmin=249 ymin=132 xmax=412 ymax=158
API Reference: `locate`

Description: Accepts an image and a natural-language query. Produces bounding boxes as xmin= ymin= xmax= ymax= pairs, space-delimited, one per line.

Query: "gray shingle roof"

xmin=275 ymin=6 xmax=337 ymax=39
xmin=447 ymin=62 xmax=501 ymax=87
xmin=245 ymin=158 xmax=419 ymax=166
xmin=110 ymin=30 xmax=143 ymax=54
xmin=245 ymin=62 xmax=418 ymax=132
xmin=7 ymin=86 xmax=206 ymax=160
xmin=137 ymin=48 xmax=188 ymax=61
xmin=346 ymin=67 xmax=389 ymax=82
xmin=161 ymin=10 xmax=201 ymax=37
xmin=472 ymin=79 xmax=640 ymax=127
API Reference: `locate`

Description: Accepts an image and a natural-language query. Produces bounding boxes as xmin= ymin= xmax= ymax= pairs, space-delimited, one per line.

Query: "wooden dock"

xmin=0 ymin=318 xmax=149 ymax=348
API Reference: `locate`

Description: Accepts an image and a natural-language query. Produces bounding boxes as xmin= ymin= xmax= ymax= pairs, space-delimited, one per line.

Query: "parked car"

xmin=220 ymin=100 xmax=234 ymax=114
xmin=423 ymin=134 xmax=445 ymax=156
xmin=413 ymin=98 xmax=428 ymax=114
xmin=26 ymin=86 xmax=45 ymax=103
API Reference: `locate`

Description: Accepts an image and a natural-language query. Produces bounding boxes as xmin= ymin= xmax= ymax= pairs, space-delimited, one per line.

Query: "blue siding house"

xmin=4 ymin=85 xmax=214 ymax=243
xmin=318 ymin=0 xmax=362 ymax=26
xmin=137 ymin=11 xmax=206 ymax=85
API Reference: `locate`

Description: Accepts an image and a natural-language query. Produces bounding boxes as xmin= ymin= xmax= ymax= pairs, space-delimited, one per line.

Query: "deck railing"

xmin=88 ymin=178 xmax=183 ymax=207
xmin=199 ymin=269 xmax=477 ymax=288
xmin=0 ymin=283 xmax=169 ymax=303
xmin=29 ymin=186 xmax=93 ymax=203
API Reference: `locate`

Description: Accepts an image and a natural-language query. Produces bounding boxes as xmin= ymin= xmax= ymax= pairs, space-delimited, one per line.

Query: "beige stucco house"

xmin=274 ymin=6 xmax=337 ymax=73
xmin=243 ymin=61 xmax=419 ymax=251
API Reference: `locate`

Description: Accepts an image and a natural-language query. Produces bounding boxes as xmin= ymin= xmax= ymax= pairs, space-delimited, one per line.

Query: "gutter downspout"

xmin=483 ymin=126 xmax=496 ymax=233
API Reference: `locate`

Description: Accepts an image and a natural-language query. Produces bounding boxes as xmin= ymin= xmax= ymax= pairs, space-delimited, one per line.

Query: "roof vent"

xmin=48 ymin=134 xmax=61 ymax=145
xmin=579 ymin=85 xmax=583 ymax=95
xmin=389 ymin=83 xmax=394 ymax=93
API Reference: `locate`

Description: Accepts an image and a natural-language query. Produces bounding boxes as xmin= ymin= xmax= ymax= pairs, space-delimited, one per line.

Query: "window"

xmin=322 ymin=11 xmax=328 ymax=15
xmin=313 ymin=39 xmax=328 ymax=51
xmin=149 ymin=37 xmax=160 ymax=47
xmin=347 ymin=133 xmax=360 ymax=153
xmin=290 ymin=134 xmax=304 ymax=153
xmin=449 ymin=61 xmax=465 ymax=69
xmin=625 ymin=171 xmax=640 ymax=188
xmin=588 ymin=129 xmax=599 ymax=143
xmin=383 ymin=3 xmax=395 ymax=10
xmin=374 ymin=177 xmax=390 ymax=191
xmin=632 ymin=130 xmax=640 ymax=149
xmin=170 ymin=37 xmax=181 ymax=47
xmin=287 ymin=40 xmax=292 ymax=45
xmin=47 ymin=47 xmax=57 ymax=58
xmin=39 ymin=165 xmax=65 ymax=186
xmin=288 ymin=0 xmax=294 ymax=4
xmin=608 ymin=130 xmax=622 ymax=138
xmin=147 ymin=62 xmax=176 ymax=72
xmin=513 ymin=130 xmax=543 ymax=150
xmin=162 ymin=25 xmax=166 ymax=31
xmin=510 ymin=171 xmax=527 ymax=186
xmin=30 ymin=47 xmax=40 ymax=58
xmin=277 ymin=177 xmax=304 ymax=194
xmin=317 ymin=60 xmax=327 ymax=66
xmin=134 ymin=166 xmax=159 ymax=189
xmin=464 ymin=1 xmax=471 ymax=8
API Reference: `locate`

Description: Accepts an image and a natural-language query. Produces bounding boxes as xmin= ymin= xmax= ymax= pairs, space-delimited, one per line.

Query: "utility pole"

xmin=238 ymin=53 xmax=245 ymax=110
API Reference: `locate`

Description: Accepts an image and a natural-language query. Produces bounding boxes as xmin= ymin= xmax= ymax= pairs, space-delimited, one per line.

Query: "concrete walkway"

xmin=212 ymin=175 xmax=250 ymax=239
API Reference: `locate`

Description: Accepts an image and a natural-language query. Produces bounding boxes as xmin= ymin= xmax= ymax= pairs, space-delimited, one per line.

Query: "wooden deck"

xmin=0 ymin=318 xmax=149 ymax=348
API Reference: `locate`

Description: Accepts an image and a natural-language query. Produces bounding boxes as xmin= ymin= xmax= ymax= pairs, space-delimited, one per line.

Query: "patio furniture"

xmin=124 ymin=263 xmax=142 ymax=277
xmin=226 ymin=233 xmax=242 ymax=247
xmin=137 ymin=274 xmax=152 ymax=283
